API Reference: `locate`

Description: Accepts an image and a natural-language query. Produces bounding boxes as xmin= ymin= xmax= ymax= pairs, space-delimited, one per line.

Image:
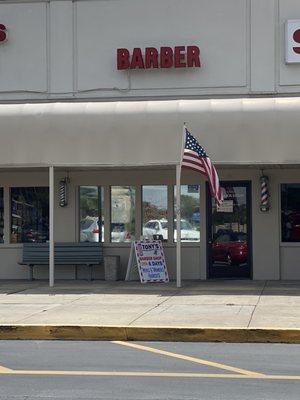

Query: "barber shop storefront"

xmin=1 ymin=0 xmax=300 ymax=282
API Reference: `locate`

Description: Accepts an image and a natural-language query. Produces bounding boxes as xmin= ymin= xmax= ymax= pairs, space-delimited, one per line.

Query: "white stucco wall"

xmin=0 ymin=0 xmax=299 ymax=100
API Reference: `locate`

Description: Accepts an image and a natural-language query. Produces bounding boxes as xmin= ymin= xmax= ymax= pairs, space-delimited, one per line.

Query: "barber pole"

xmin=260 ymin=175 xmax=270 ymax=212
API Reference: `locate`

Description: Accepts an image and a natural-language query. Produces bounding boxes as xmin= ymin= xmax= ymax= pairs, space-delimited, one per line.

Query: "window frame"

xmin=110 ymin=185 xmax=136 ymax=243
xmin=280 ymin=183 xmax=300 ymax=244
xmin=173 ymin=184 xmax=201 ymax=244
xmin=78 ymin=186 xmax=103 ymax=243
xmin=0 ymin=187 xmax=3 ymax=244
xmin=141 ymin=184 xmax=169 ymax=242
xmin=10 ymin=186 xmax=49 ymax=244
xmin=76 ymin=183 xmax=202 ymax=247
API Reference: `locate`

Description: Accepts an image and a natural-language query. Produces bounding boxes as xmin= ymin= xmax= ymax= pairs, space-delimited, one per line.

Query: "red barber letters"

xmin=117 ymin=46 xmax=201 ymax=70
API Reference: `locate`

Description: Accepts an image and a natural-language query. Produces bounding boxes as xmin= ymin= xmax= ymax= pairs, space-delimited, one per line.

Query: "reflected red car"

xmin=212 ymin=230 xmax=248 ymax=266
xmin=289 ymin=214 xmax=300 ymax=242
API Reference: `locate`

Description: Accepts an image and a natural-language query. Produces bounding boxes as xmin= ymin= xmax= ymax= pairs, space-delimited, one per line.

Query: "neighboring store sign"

xmin=286 ymin=20 xmax=300 ymax=63
xmin=217 ymin=200 xmax=234 ymax=213
xmin=117 ymin=46 xmax=201 ymax=70
xmin=0 ymin=25 xmax=7 ymax=42
xmin=126 ymin=240 xmax=169 ymax=283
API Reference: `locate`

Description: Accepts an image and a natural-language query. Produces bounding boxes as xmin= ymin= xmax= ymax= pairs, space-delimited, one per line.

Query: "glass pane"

xmin=211 ymin=185 xmax=248 ymax=272
xmin=174 ymin=185 xmax=200 ymax=242
xmin=142 ymin=185 xmax=168 ymax=240
xmin=11 ymin=187 xmax=49 ymax=244
xmin=79 ymin=186 xmax=103 ymax=243
xmin=281 ymin=184 xmax=300 ymax=242
xmin=0 ymin=188 xmax=3 ymax=243
xmin=111 ymin=186 xmax=135 ymax=242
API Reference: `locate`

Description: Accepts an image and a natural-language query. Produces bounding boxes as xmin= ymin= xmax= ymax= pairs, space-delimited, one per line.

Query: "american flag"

xmin=181 ymin=127 xmax=223 ymax=206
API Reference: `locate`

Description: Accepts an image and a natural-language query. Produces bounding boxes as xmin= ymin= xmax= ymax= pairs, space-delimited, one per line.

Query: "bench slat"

xmin=22 ymin=242 xmax=103 ymax=266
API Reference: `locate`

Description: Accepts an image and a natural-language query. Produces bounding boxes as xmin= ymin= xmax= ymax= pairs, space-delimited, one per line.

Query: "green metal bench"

xmin=19 ymin=242 xmax=103 ymax=281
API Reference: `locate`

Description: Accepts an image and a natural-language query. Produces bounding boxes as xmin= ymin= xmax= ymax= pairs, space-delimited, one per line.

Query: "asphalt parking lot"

xmin=0 ymin=340 xmax=299 ymax=399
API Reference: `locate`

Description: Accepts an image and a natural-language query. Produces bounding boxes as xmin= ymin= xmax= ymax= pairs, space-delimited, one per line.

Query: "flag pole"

xmin=176 ymin=164 xmax=181 ymax=288
xmin=176 ymin=124 xmax=187 ymax=288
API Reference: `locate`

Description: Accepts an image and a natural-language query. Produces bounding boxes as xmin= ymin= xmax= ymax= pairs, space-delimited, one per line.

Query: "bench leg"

xmin=29 ymin=265 xmax=34 ymax=281
xmin=87 ymin=265 xmax=93 ymax=282
xmin=75 ymin=265 xmax=78 ymax=280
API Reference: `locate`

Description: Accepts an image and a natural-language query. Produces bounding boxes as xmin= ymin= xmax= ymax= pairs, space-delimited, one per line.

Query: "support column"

xmin=49 ymin=166 xmax=55 ymax=287
xmin=176 ymin=164 xmax=181 ymax=288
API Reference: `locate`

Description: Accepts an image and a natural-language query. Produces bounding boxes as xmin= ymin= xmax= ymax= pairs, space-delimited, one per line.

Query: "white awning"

xmin=0 ymin=98 xmax=300 ymax=167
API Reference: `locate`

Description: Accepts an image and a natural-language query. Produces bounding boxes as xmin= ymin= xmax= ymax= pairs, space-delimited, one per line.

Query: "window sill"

xmin=0 ymin=243 xmax=23 ymax=249
xmin=280 ymin=242 xmax=300 ymax=247
xmin=104 ymin=242 xmax=201 ymax=248
xmin=0 ymin=242 xmax=201 ymax=249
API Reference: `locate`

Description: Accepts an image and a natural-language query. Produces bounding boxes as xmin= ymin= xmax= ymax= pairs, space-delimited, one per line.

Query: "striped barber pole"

xmin=260 ymin=175 xmax=270 ymax=212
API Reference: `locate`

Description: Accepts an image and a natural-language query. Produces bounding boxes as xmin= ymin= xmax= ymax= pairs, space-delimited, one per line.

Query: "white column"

xmin=49 ymin=166 xmax=55 ymax=287
xmin=176 ymin=164 xmax=181 ymax=288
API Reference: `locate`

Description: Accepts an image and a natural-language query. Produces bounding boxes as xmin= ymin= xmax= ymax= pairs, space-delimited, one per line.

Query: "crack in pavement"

xmin=247 ymin=280 xmax=267 ymax=328
xmin=127 ymin=289 xmax=183 ymax=325
xmin=13 ymin=304 xmax=62 ymax=324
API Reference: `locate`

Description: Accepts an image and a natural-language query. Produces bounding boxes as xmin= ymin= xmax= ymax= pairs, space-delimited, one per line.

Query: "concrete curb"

xmin=0 ymin=325 xmax=300 ymax=343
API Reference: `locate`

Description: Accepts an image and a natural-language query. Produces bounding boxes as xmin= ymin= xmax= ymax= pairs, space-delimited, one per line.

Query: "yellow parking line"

xmin=0 ymin=369 xmax=300 ymax=380
xmin=0 ymin=364 xmax=13 ymax=373
xmin=112 ymin=341 xmax=265 ymax=377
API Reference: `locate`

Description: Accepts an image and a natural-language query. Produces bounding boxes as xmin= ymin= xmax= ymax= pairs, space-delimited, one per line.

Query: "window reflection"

xmin=0 ymin=188 xmax=3 ymax=243
xmin=174 ymin=185 xmax=200 ymax=242
xmin=111 ymin=186 xmax=135 ymax=242
xmin=212 ymin=186 xmax=247 ymax=236
xmin=211 ymin=185 xmax=248 ymax=268
xmin=79 ymin=186 xmax=103 ymax=243
xmin=142 ymin=185 xmax=168 ymax=240
xmin=281 ymin=184 xmax=300 ymax=242
xmin=11 ymin=187 xmax=49 ymax=243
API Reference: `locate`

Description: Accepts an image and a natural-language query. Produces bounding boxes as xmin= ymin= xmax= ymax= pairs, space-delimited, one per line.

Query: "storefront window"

xmin=0 ymin=188 xmax=3 ymax=243
xmin=174 ymin=185 xmax=200 ymax=242
xmin=281 ymin=184 xmax=300 ymax=242
xmin=110 ymin=186 xmax=135 ymax=242
xmin=142 ymin=185 xmax=168 ymax=240
xmin=79 ymin=186 xmax=103 ymax=242
xmin=11 ymin=187 xmax=49 ymax=243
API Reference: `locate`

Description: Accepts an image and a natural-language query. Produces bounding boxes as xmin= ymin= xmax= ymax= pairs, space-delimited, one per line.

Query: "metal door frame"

xmin=206 ymin=180 xmax=253 ymax=279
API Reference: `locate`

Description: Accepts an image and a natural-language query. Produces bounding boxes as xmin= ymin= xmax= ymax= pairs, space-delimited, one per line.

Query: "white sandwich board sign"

xmin=125 ymin=240 xmax=169 ymax=283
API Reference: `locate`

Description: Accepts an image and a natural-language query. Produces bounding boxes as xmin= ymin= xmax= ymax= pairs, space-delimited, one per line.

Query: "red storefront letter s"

xmin=187 ymin=46 xmax=201 ymax=67
xmin=117 ymin=48 xmax=130 ymax=70
xmin=0 ymin=24 xmax=7 ymax=42
xmin=293 ymin=29 xmax=300 ymax=54
xmin=160 ymin=47 xmax=173 ymax=68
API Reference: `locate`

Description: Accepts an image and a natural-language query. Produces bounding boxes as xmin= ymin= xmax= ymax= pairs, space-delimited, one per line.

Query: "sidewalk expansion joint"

xmin=127 ymin=289 xmax=181 ymax=326
xmin=247 ymin=280 xmax=267 ymax=328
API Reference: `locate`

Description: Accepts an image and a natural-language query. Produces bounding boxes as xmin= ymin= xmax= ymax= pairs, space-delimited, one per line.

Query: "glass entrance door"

xmin=207 ymin=181 xmax=252 ymax=279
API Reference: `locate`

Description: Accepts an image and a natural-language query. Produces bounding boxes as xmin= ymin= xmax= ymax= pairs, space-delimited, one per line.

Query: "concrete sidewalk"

xmin=0 ymin=280 xmax=299 ymax=342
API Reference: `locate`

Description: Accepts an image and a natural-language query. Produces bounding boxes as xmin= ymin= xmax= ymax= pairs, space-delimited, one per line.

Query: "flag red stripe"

xmin=182 ymin=164 xmax=208 ymax=175
xmin=182 ymin=138 xmax=222 ymax=205
xmin=182 ymin=161 xmax=206 ymax=174
xmin=182 ymin=158 xmax=206 ymax=172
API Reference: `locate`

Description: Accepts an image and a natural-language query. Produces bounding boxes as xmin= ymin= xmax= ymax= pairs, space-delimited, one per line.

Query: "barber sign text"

xmin=117 ymin=46 xmax=201 ymax=70
xmin=286 ymin=20 xmax=300 ymax=63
